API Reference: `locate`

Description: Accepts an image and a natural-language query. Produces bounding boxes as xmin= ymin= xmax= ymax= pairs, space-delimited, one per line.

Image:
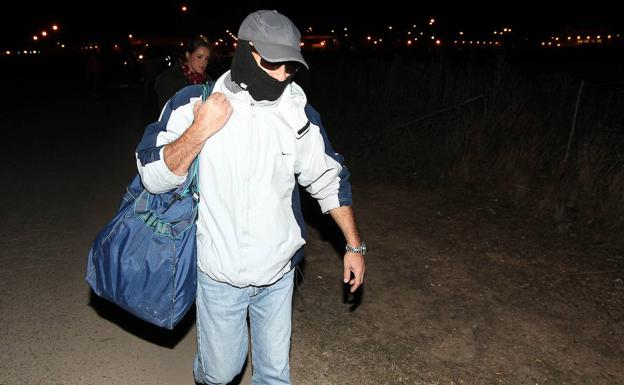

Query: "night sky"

xmin=2 ymin=1 xmax=621 ymax=47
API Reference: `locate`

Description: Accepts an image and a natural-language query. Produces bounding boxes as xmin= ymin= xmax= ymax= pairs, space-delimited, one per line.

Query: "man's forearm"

xmin=330 ymin=204 xmax=365 ymax=292
xmin=163 ymin=124 xmax=207 ymax=176
xmin=329 ymin=205 xmax=361 ymax=246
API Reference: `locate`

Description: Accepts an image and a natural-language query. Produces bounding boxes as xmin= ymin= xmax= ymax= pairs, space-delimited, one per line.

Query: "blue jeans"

xmin=193 ymin=268 xmax=294 ymax=385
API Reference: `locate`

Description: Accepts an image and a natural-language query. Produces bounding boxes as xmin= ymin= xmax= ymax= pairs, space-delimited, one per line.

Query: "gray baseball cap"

xmin=237 ymin=10 xmax=309 ymax=69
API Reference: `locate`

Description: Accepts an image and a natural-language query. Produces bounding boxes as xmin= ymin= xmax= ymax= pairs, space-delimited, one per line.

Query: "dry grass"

xmin=303 ymin=50 xmax=624 ymax=241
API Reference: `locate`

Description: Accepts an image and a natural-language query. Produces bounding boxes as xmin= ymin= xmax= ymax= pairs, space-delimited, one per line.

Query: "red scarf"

xmin=181 ymin=62 xmax=206 ymax=85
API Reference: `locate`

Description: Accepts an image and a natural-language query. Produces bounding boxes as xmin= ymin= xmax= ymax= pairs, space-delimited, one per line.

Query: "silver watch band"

xmin=345 ymin=241 xmax=367 ymax=255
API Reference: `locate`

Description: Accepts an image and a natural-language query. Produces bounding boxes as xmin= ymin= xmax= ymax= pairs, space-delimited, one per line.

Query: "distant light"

xmin=431 ymin=36 xmax=435 ymax=40
xmin=435 ymin=39 xmax=441 ymax=45
xmin=129 ymin=34 xmax=133 ymax=39
xmin=373 ymin=41 xmax=378 ymax=45
xmin=388 ymin=26 xmax=393 ymax=30
xmin=494 ymin=31 xmax=498 ymax=35
xmin=412 ymin=24 xmax=416 ymax=28
xmin=61 ymin=44 xmax=65 ymax=48
xmin=607 ymin=35 xmax=612 ymax=39
xmin=320 ymin=41 xmax=326 ymax=46
xmin=597 ymin=35 xmax=601 ymax=39
xmin=214 ymin=41 xmax=219 ymax=46
xmin=576 ymin=35 xmax=581 ymax=40
xmin=567 ymin=36 xmax=572 ymax=40
xmin=508 ymin=28 xmax=512 ymax=32
xmin=454 ymin=40 xmax=457 ymax=44
xmin=138 ymin=54 xmax=143 ymax=60
xmin=331 ymin=29 xmax=335 ymax=33
xmin=344 ymin=27 xmax=348 ymax=31
xmin=459 ymin=31 xmax=464 ymax=35
xmin=219 ymin=38 xmax=224 ymax=42
xmin=367 ymin=36 xmax=371 ymax=40
xmin=555 ymin=37 xmax=559 ymax=41
xmin=548 ymin=42 xmax=552 ymax=46
xmin=52 ymin=25 xmax=59 ymax=31
xmin=408 ymin=31 xmax=411 ymax=35
xmin=41 ymin=31 xmax=47 ymax=37
xmin=23 ymin=50 xmax=27 ymax=54
xmin=586 ymin=35 xmax=590 ymax=40
xmin=145 ymin=43 xmax=149 ymax=47
xmin=181 ymin=5 xmax=188 ymax=12
xmin=407 ymin=40 xmax=412 ymax=45
xmin=300 ymin=42 xmax=304 ymax=47
xmin=503 ymin=28 xmax=508 ymax=32
xmin=557 ymin=43 xmax=561 ymax=47
xmin=5 ymin=50 xmax=10 ymax=55
xmin=429 ymin=18 xmax=435 ymax=25
xmin=180 ymin=42 xmax=184 ymax=46
xmin=123 ymin=61 xmax=128 ymax=65
xmin=344 ymin=33 xmax=348 ymax=37
xmin=541 ymin=42 xmax=546 ymax=46
xmin=33 ymin=36 xmax=38 ymax=41
xmin=379 ymin=38 xmax=383 ymax=42
xmin=114 ymin=44 xmax=119 ymax=48
xmin=233 ymin=42 xmax=237 ymax=48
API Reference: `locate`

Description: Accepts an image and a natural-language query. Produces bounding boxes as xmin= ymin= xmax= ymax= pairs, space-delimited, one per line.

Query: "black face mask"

xmin=231 ymin=41 xmax=293 ymax=102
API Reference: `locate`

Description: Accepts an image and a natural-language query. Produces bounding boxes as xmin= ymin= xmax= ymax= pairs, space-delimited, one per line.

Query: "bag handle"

xmin=176 ymin=81 xmax=216 ymax=199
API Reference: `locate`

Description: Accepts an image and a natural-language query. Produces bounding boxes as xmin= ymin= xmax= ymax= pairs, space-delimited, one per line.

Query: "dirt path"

xmin=1 ymin=90 xmax=622 ymax=385
xmin=293 ymin=183 xmax=624 ymax=384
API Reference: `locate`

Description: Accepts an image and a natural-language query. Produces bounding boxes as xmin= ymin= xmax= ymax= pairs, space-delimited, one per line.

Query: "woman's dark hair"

xmin=186 ymin=35 xmax=211 ymax=54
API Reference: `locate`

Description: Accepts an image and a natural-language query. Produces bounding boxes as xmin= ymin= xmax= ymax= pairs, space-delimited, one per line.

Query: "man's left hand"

xmin=343 ymin=252 xmax=365 ymax=293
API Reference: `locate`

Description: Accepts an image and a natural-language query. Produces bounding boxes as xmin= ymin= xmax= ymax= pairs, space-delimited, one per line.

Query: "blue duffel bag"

xmin=86 ymin=83 xmax=212 ymax=329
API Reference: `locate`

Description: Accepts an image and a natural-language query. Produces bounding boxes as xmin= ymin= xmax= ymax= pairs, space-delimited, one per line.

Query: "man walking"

xmin=136 ymin=10 xmax=365 ymax=384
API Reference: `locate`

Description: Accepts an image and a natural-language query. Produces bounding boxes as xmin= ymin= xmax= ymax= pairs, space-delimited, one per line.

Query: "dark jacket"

xmin=154 ymin=65 xmax=191 ymax=111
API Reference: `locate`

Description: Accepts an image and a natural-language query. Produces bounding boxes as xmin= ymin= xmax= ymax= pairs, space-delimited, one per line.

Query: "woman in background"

xmin=154 ymin=35 xmax=211 ymax=111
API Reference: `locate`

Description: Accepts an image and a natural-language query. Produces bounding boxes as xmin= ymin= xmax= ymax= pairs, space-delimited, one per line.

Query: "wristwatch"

xmin=345 ymin=241 xmax=367 ymax=255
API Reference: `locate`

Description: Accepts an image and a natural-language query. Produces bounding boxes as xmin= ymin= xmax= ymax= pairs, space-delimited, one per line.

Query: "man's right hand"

xmin=191 ymin=92 xmax=233 ymax=140
xmin=163 ymin=92 xmax=233 ymax=176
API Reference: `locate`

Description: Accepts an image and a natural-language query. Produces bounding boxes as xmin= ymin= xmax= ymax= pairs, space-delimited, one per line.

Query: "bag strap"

xmin=176 ymin=81 xmax=216 ymax=199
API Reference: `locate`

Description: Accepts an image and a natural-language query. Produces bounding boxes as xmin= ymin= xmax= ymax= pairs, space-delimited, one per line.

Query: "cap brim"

xmin=252 ymin=40 xmax=309 ymax=69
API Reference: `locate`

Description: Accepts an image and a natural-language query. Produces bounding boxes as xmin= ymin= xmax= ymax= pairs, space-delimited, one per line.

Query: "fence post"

xmin=563 ymin=79 xmax=585 ymax=164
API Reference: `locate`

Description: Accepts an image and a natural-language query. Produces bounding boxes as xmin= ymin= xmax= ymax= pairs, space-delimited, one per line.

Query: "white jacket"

xmin=136 ymin=71 xmax=348 ymax=287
